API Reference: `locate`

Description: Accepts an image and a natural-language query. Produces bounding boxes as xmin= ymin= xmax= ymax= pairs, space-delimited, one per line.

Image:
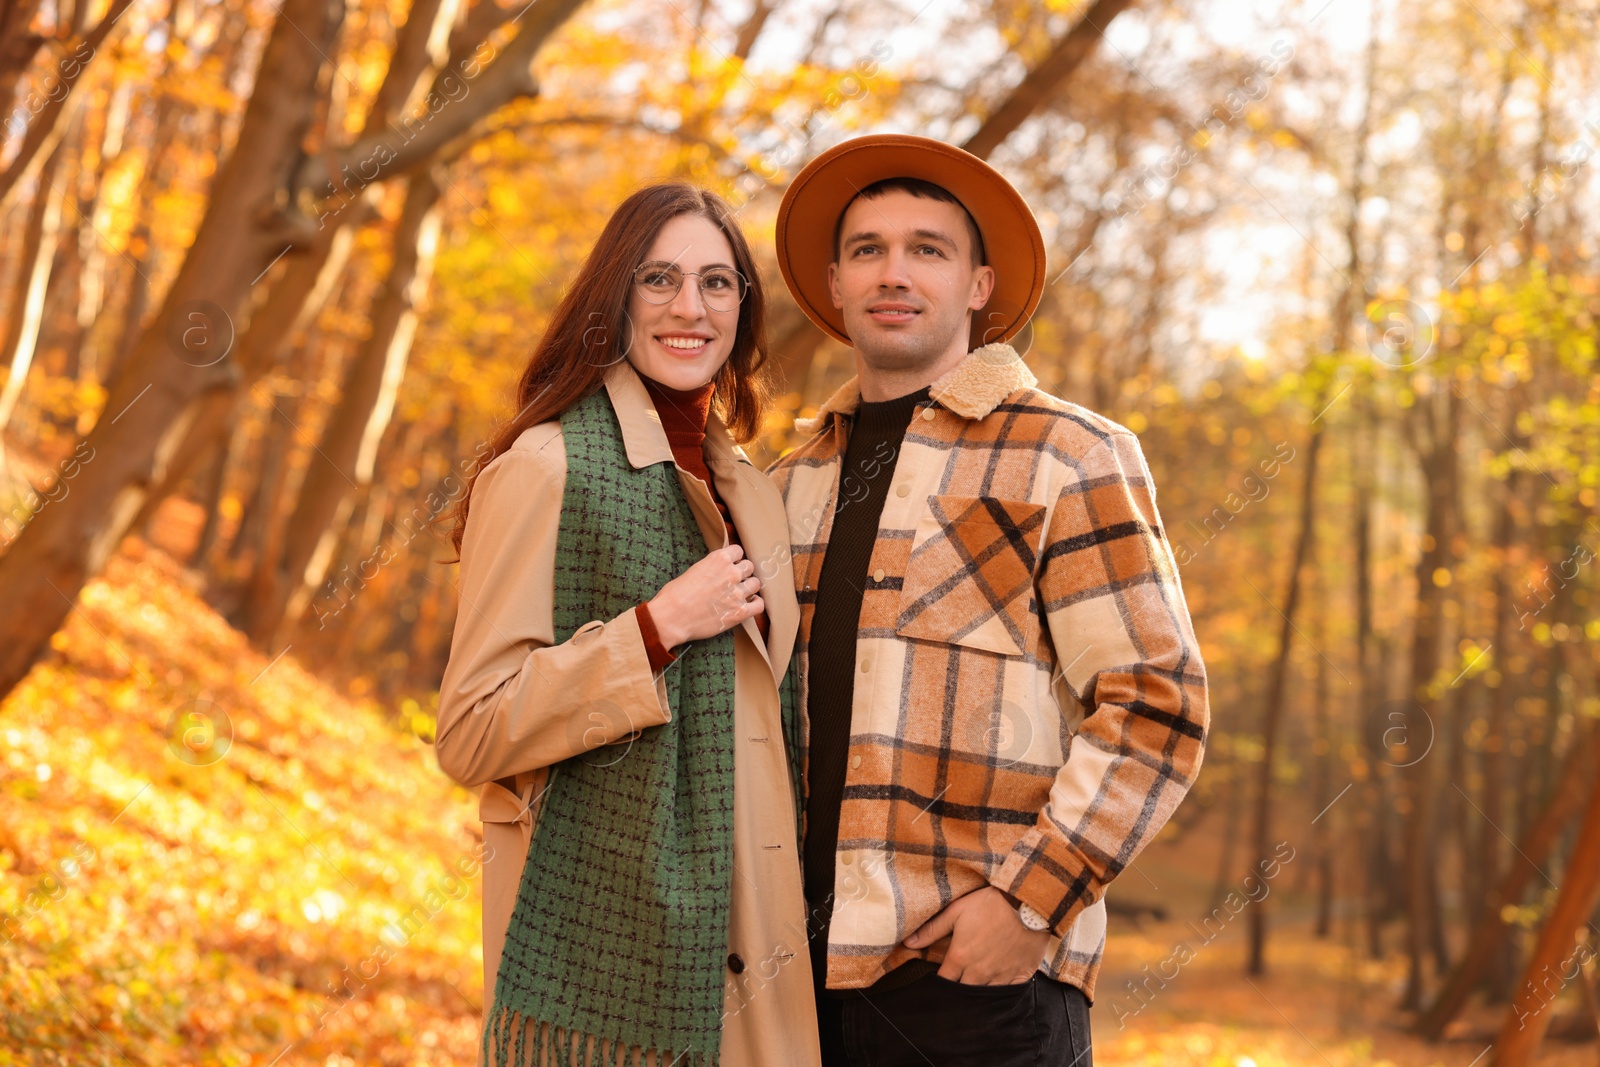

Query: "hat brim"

xmin=775 ymin=135 xmax=1047 ymax=351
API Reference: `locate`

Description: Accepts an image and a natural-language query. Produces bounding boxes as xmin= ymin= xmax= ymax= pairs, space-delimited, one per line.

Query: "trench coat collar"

xmin=602 ymin=360 xmax=799 ymax=683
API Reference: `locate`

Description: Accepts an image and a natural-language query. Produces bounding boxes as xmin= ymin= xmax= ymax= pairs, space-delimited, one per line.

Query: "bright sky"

xmin=735 ymin=0 xmax=1387 ymax=365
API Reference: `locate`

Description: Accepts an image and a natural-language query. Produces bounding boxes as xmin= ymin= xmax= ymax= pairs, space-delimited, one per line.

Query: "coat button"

xmin=860 ymin=660 xmax=870 ymax=673
xmin=850 ymin=754 xmax=862 ymax=769
xmin=727 ymin=953 xmax=746 ymax=974
xmin=873 ymin=568 xmax=885 ymax=582
xmin=922 ymin=407 xmax=936 ymax=420
xmin=896 ymin=483 xmax=910 ymax=497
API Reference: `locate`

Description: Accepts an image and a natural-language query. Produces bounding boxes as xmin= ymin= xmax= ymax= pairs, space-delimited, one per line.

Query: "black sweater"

xmin=803 ymin=384 xmax=935 ymax=993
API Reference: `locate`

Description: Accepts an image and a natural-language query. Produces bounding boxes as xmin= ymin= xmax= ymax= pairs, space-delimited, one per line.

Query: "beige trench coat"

xmin=435 ymin=360 xmax=820 ymax=1067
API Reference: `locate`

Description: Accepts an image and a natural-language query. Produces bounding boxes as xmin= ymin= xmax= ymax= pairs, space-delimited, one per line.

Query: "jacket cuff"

xmin=634 ymin=600 xmax=679 ymax=674
xmin=562 ymin=608 xmax=676 ymax=736
xmin=989 ymin=827 xmax=1097 ymax=938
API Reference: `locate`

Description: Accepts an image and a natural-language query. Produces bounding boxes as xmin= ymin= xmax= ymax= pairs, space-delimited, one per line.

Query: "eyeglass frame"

xmin=631 ymin=260 xmax=750 ymax=311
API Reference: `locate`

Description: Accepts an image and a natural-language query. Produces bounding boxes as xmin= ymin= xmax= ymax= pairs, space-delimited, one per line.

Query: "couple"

xmin=435 ymin=134 xmax=1209 ymax=1067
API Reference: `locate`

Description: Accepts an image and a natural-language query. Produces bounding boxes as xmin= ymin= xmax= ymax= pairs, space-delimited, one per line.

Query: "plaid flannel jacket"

xmin=766 ymin=343 xmax=1208 ymax=1001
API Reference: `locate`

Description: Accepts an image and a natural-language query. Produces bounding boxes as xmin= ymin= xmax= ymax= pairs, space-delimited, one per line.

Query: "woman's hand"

xmin=647 ymin=544 xmax=764 ymax=650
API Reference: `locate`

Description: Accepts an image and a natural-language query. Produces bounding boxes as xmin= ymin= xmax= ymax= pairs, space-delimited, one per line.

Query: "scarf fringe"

xmin=483 ymin=1005 xmax=718 ymax=1067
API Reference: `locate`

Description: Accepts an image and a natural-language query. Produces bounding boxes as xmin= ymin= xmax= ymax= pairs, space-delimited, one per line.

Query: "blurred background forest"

xmin=1 ymin=0 xmax=1598 ymax=1063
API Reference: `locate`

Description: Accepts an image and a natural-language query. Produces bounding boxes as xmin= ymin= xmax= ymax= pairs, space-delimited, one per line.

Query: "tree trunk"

xmin=1492 ymin=761 xmax=1600 ymax=1064
xmin=1210 ymin=745 xmax=1243 ymax=910
xmin=1398 ymin=17 xmax=1511 ymax=991
xmin=245 ymin=169 xmax=444 ymax=647
xmin=1447 ymin=679 xmax=1479 ymax=961
xmin=96 ymin=4 xmax=223 ymax=395
xmin=1312 ymin=573 xmax=1335 ymax=938
xmin=1246 ymin=417 xmax=1323 ymax=977
xmin=0 ymin=0 xmax=48 ymax=121
xmin=0 ymin=0 xmax=587 ymax=703
xmin=0 ymin=131 xmax=69 ymax=435
xmin=1354 ymin=407 xmax=1384 ymax=959
xmin=1246 ymin=7 xmax=1377 ymax=976
xmin=53 ymin=103 xmax=106 ymax=395
xmin=0 ymin=0 xmax=344 ymax=693
xmin=224 ymin=343 xmax=315 ymax=626
xmin=145 ymin=0 xmax=547 ymax=462
xmin=1416 ymin=722 xmax=1598 ymax=1038
xmin=126 ymin=214 xmax=367 ymax=541
xmin=767 ymin=299 xmax=829 ymax=400
xmin=1399 ymin=387 xmax=1460 ymax=1011
xmin=1480 ymin=465 xmax=1523 ymax=999
xmin=189 ymin=443 xmax=231 ymax=567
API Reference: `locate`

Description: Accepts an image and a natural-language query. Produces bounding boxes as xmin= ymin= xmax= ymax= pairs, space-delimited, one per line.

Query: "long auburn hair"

xmin=447 ymin=183 xmax=772 ymax=558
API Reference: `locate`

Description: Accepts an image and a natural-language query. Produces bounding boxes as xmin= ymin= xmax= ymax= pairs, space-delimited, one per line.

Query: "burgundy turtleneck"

xmin=634 ymin=373 xmax=769 ymax=672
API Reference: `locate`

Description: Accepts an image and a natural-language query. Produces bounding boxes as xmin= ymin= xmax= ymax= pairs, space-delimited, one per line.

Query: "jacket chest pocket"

xmin=894 ymin=495 xmax=1048 ymax=657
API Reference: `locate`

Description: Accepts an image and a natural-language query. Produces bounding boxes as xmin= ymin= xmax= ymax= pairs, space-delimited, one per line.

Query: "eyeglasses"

xmin=633 ymin=261 xmax=748 ymax=312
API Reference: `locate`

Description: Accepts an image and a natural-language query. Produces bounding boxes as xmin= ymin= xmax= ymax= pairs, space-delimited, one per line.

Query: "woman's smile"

xmin=654 ymin=332 xmax=713 ymax=356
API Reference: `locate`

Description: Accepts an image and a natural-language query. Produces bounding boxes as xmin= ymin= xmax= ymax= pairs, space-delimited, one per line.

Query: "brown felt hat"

xmin=775 ymin=134 xmax=1047 ymax=351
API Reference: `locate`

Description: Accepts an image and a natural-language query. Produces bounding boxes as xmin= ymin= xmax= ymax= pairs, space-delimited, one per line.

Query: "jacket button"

xmin=727 ymin=953 xmax=746 ymax=974
xmin=896 ymin=483 xmax=910 ymax=497
xmin=922 ymin=407 xmax=936 ymax=420
xmin=850 ymin=754 xmax=862 ymax=769
xmin=873 ymin=568 xmax=885 ymax=582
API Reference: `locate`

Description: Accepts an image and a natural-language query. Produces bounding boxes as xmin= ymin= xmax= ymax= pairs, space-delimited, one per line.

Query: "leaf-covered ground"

xmin=0 ymin=540 xmax=486 ymax=1065
xmin=1092 ymin=918 xmax=1598 ymax=1067
xmin=1 ymin=539 xmax=1594 ymax=1064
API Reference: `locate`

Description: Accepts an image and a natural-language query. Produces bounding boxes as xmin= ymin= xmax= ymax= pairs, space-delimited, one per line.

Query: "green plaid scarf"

xmin=483 ymin=386 xmax=737 ymax=1067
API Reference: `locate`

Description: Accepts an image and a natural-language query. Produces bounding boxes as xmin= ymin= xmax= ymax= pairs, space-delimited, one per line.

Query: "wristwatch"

xmin=1016 ymin=901 xmax=1050 ymax=932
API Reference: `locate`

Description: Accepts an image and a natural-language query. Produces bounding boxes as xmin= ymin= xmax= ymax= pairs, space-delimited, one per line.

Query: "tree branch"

xmin=960 ymin=0 xmax=1139 ymax=161
xmin=290 ymin=0 xmax=588 ymax=222
xmin=733 ymin=0 xmax=774 ymax=61
xmin=0 ymin=0 xmax=135 ymax=211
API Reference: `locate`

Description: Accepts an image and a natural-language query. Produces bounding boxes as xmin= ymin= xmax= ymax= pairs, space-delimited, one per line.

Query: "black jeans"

xmin=816 ymin=970 xmax=1094 ymax=1067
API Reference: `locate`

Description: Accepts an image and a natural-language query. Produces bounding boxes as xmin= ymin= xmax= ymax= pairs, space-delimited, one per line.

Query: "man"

xmin=766 ymin=134 xmax=1209 ymax=1065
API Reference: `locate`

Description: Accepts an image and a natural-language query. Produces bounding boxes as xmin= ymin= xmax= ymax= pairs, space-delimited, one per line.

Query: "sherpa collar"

xmin=793 ymin=342 xmax=1037 ymax=434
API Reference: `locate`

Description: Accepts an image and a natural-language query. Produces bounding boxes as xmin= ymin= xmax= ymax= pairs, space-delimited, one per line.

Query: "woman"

xmin=436 ymin=184 xmax=819 ymax=1067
